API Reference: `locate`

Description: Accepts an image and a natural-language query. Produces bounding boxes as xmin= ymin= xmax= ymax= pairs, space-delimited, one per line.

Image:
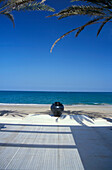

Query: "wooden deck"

xmin=0 ymin=115 xmax=112 ymax=170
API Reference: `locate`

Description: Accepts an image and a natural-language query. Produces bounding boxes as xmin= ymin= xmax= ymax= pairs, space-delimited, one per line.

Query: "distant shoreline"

xmin=0 ymin=103 xmax=112 ymax=106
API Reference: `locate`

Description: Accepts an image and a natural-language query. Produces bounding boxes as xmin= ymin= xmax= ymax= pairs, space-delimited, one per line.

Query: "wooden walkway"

xmin=0 ymin=115 xmax=112 ymax=170
xmin=0 ymin=123 xmax=84 ymax=170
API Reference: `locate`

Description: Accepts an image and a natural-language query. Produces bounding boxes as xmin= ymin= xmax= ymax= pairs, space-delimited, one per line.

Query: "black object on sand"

xmin=51 ymin=102 xmax=64 ymax=117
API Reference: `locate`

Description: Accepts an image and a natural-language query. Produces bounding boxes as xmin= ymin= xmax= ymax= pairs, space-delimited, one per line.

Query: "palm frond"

xmin=50 ymin=16 xmax=112 ymax=52
xmin=48 ymin=5 xmax=105 ymax=20
xmin=14 ymin=2 xmax=55 ymax=12
xmin=0 ymin=0 xmax=55 ymax=27
xmin=2 ymin=0 xmax=55 ymax=12
xmin=71 ymin=0 xmax=112 ymax=10
xmin=97 ymin=17 xmax=112 ymax=36
xmin=75 ymin=16 xmax=104 ymax=37
xmin=71 ymin=0 xmax=112 ymax=6
xmin=49 ymin=0 xmax=112 ymax=52
xmin=3 ymin=11 xmax=15 ymax=27
xmin=50 ymin=27 xmax=80 ymax=53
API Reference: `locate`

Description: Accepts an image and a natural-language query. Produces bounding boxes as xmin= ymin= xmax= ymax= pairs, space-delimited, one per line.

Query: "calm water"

xmin=0 ymin=91 xmax=112 ymax=105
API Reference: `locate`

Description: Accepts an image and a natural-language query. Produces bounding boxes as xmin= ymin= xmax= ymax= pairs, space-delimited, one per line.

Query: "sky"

xmin=0 ymin=0 xmax=112 ymax=92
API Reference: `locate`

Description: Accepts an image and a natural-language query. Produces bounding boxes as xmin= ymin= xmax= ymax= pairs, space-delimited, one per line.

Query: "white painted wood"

xmin=0 ymin=115 xmax=112 ymax=170
xmin=0 ymin=124 xmax=84 ymax=170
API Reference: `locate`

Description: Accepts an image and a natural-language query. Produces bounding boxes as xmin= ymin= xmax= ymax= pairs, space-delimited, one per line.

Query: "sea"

xmin=0 ymin=91 xmax=112 ymax=105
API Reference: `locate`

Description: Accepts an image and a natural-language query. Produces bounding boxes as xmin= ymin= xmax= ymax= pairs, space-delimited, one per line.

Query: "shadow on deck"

xmin=0 ymin=120 xmax=112 ymax=169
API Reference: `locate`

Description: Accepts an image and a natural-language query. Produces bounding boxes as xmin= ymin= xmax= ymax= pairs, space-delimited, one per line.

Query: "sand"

xmin=0 ymin=104 xmax=112 ymax=119
xmin=0 ymin=104 xmax=112 ymax=126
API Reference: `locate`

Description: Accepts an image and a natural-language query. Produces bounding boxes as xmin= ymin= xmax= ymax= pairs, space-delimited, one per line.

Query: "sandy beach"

xmin=0 ymin=104 xmax=112 ymax=119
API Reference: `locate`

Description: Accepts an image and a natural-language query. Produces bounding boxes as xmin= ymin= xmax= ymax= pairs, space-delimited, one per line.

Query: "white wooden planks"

xmin=0 ymin=124 xmax=84 ymax=170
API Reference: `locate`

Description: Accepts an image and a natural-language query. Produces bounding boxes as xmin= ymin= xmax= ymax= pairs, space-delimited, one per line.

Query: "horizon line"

xmin=0 ymin=90 xmax=112 ymax=93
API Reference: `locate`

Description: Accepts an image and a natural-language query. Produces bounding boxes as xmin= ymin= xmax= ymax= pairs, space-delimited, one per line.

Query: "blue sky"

xmin=0 ymin=0 xmax=112 ymax=92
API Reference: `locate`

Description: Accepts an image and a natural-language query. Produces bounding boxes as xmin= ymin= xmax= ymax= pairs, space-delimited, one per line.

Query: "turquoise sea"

xmin=0 ymin=91 xmax=112 ymax=105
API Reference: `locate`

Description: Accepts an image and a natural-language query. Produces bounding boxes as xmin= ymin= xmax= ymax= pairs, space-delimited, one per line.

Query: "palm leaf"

xmin=50 ymin=27 xmax=80 ymax=53
xmin=50 ymin=16 xmax=109 ymax=52
xmin=71 ymin=0 xmax=112 ymax=10
xmin=3 ymin=11 xmax=15 ymax=27
xmin=0 ymin=0 xmax=55 ymax=27
xmin=71 ymin=0 xmax=112 ymax=5
xmin=14 ymin=2 xmax=55 ymax=12
xmin=49 ymin=0 xmax=112 ymax=52
xmin=48 ymin=5 xmax=105 ymax=19
xmin=75 ymin=16 xmax=104 ymax=37
xmin=97 ymin=17 xmax=112 ymax=36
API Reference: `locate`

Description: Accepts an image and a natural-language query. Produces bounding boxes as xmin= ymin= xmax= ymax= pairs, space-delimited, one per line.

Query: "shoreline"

xmin=0 ymin=103 xmax=112 ymax=106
